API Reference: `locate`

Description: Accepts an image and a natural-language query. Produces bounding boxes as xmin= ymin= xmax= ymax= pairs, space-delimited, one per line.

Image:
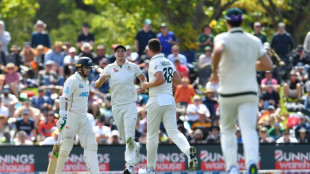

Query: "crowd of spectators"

xmin=0 ymin=18 xmax=310 ymax=146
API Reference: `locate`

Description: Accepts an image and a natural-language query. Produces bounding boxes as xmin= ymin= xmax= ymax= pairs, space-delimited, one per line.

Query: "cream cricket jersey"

xmin=214 ymin=27 xmax=266 ymax=94
xmin=101 ymin=60 xmax=142 ymax=106
xmin=148 ymin=53 xmax=176 ymax=97
xmin=62 ymin=72 xmax=90 ymax=114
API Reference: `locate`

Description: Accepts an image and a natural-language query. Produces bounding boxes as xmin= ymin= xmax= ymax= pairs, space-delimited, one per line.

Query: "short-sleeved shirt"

xmin=62 ymin=72 xmax=90 ymax=114
xmin=0 ymin=105 xmax=9 ymax=117
xmin=254 ymin=32 xmax=267 ymax=43
xmin=77 ymin=33 xmax=95 ymax=43
xmin=135 ymin=29 xmax=156 ymax=56
xmin=260 ymin=90 xmax=280 ymax=106
xmin=38 ymin=120 xmax=57 ymax=137
xmin=197 ymin=33 xmax=214 ymax=52
xmin=100 ymin=60 xmax=142 ymax=106
xmin=148 ymin=53 xmax=176 ymax=97
xmin=15 ymin=118 xmax=35 ymax=135
xmin=157 ymin=31 xmax=177 ymax=55
xmin=214 ymin=27 xmax=266 ymax=94
xmin=167 ymin=53 xmax=187 ymax=66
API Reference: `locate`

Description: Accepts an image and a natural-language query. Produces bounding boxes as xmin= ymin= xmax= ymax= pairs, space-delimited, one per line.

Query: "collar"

xmin=229 ymin=27 xmax=243 ymax=33
xmin=150 ymin=53 xmax=165 ymax=62
xmin=74 ymin=72 xmax=87 ymax=81
xmin=112 ymin=59 xmax=129 ymax=66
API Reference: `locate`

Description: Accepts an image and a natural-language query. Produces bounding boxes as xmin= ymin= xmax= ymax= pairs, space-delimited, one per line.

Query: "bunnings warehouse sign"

xmin=0 ymin=144 xmax=308 ymax=172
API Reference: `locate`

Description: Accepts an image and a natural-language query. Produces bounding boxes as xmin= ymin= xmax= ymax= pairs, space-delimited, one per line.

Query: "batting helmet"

xmin=76 ymin=57 xmax=93 ymax=77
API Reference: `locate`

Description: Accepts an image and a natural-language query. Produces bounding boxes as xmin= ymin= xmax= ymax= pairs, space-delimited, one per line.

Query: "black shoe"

xmin=124 ymin=166 xmax=133 ymax=174
xmin=248 ymin=163 xmax=258 ymax=174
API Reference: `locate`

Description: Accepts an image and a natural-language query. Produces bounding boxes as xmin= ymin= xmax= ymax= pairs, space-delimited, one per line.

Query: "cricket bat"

xmin=47 ymin=131 xmax=62 ymax=174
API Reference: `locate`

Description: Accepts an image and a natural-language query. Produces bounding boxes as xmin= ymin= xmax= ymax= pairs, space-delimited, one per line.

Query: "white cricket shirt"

xmin=148 ymin=53 xmax=176 ymax=97
xmin=101 ymin=60 xmax=142 ymax=106
xmin=214 ymin=27 xmax=266 ymax=94
xmin=62 ymin=72 xmax=90 ymax=114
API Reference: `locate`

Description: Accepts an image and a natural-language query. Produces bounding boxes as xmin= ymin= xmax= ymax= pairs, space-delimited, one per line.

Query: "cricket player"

xmin=211 ymin=8 xmax=273 ymax=174
xmin=138 ymin=39 xmax=198 ymax=174
xmin=95 ymin=45 xmax=147 ymax=174
xmin=55 ymin=57 xmax=100 ymax=173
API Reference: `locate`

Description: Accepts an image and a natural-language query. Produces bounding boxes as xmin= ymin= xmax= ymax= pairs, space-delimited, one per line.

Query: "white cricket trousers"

xmin=56 ymin=111 xmax=99 ymax=174
xmin=146 ymin=96 xmax=190 ymax=170
xmin=219 ymin=94 xmax=259 ymax=171
xmin=112 ymin=103 xmax=138 ymax=167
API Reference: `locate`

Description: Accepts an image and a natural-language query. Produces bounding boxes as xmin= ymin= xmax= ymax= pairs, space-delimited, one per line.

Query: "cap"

xmin=114 ymin=45 xmax=126 ymax=52
xmin=125 ymin=45 xmax=131 ymax=50
xmin=267 ymin=105 xmax=275 ymax=110
xmin=82 ymin=22 xmax=90 ymax=28
xmin=69 ymin=47 xmax=76 ymax=53
xmin=193 ymin=95 xmax=201 ymax=101
xmin=283 ymin=130 xmax=290 ymax=135
xmin=224 ymin=7 xmax=243 ymax=22
xmin=278 ymin=22 xmax=285 ymax=28
xmin=111 ymin=130 xmax=120 ymax=137
xmin=23 ymin=109 xmax=30 ymax=115
xmin=35 ymin=20 xmax=46 ymax=27
xmin=46 ymin=60 xmax=54 ymax=66
xmin=38 ymin=87 xmax=44 ymax=92
xmin=299 ymin=114 xmax=306 ymax=119
xmin=205 ymin=88 xmax=215 ymax=93
xmin=47 ymin=110 xmax=55 ymax=116
xmin=254 ymin=22 xmax=261 ymax=27
xmin=274 ymin=122 xmax=280 ymax=126
xmin=266 ymin=81 xmax=273 ymax=87
xmin=204 ymin=46 xmax=212 ymax=51
xmin=297 ymin=45 xmax=304 ymax=51
xmin=261 ymin=127 xmax=268 ymax=132
xmin=265 ymin=70 xmax=271 ymax=73
xmin=194 ymin=129 xmax=203 ymax=136
xmin=144 ymin=19 xmax=152 ymax=25
xmin=197 ymin=109 xmax=206 ymax=115
xmin=290 ymin=70 xmax=297 ymax=76
xmin=296 ymin=62 xmax=304 ymax=69
xmin=97 ymin=45 xmax=105 ymax=50
xmin=98 ymin=116 xmax=105 ymax=123
xmin=101 ymin=58 xmax=109 ymax=64
xmin=160 ymin=23 xmax=167 ymax=28
xmin=3 ymin=85 xmax=9 ymax=93
xmin=299 ymin=127 xmax=307 ymax=133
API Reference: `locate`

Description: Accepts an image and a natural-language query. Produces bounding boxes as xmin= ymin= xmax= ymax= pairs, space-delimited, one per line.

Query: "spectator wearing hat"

xmin=259 ymin=127 xmax=274 ymax=143
xmin=125 ymin=45 xmax=139 ymax=63
xmin=206 ymin=126 xmax=220 ymax=144
xmin=15 ymin=131 xmax=33 ymax=145
xmin=135 ymin=19 xmax=156 ymax=57
xmin=297 ymin=127 xmax=309 ymax=143
xmin=79 ymin=42 xmax=97 ymax=64
xmin=294 ymin=113 xmax=310 ymax=139
xmin=31 ymin=87 xmax=53 ymax=110
xmin=20 ymin=42 xmax=36 ymax=76
xmin=30 ymin=20 xmax=51 ymax=48
xmin=34 ymin=45 xmax=46 ymax=70
xmin=37 ymin=60 xmax=58 ymax=86
xmin=198 ymin=46 xmax=212 ymax=68
xmin=271 ymin=22 xmax=294 ymax=62
xmin=174 ymin=58 xmax=188 ymax=78
xmin=14 ymin=109 xmax=37 ymax=141
xmin=253 ymin=22 xmax=267 ymax=43
xmin=0 ymin=42 xmax=7 ymax=69
xmin=45 ymin=41 xmax=65 ymax=77
xmin=0 ymin=20 xmax=11 ymax=55
xmin=167 ymin=45 xmax=187 ymax=66
xmin=276 ymin=130 xmax=298 ymax=143
xmin=61 ymin=42 xmax=71 ymax=57
xmin=63 ymin=47 xmax=79 ymax=76
xmin=197 ymin=24 xmax=214 ymax=54
xmin=1 ymin=85 xmax=19 ymax=116
xmin=109 ymin=130 xmax=122 ymax=145
xmin=38 ymin=110 xmax=57 ymax=139
xmin=191 ymin=108 xmax=212 ymax=139
xmin=77 ymin=23 xmax=95 ymax=50
xmin=261 ymin=71 xmax=280 ymax=92
xmin=268 ymin=122 xmax=284 ymax=140
xmin=0 ymin=113 xmax=10 ymax=144
xmin=259 ymin=82 xmax=280 ymax=110
xmin=291 ymin=45 xmax=310 ymax=67
xmin=40 ymin=128 xmax=59 ymax=145
xmin=0 ymin=95 xmax=9 ymax=122
xmin=186 ymin=95 xmax=209 ymax=124
xmin=174 ymin=77 xmax=196 ymax=107
xmin=4 ymin=63 xmax=21 ymax=97
xmin=157 ymin=23 xmax=178 ymax=57
xmin=258 ymin=105 xmax=282 ymax=129
xmin=295 ymin=62 xmax=308 ymax=84
xmin=283 ymin=70 xmax=302 ymax=101
xmin=190 ymin=129 xmax=207 ymax=144
xmin=202 ymin=88 xmax=218 ymax=117
xmin=93 ymin=116 xmax=111 ymax=145
xmin=96 ymin=45 xmax=108 ymax=63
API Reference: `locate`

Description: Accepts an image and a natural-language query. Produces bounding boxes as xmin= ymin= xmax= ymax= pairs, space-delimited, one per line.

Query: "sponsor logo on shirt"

xmin=79 ymin=92 xmax=89 ymax=97
xmin=79 ymin=84 xmax=83 ymax=88
xmin=64 ymin=87 xmax=70 ymax=94
xmin=161 ymin=61 xmax=171 ymax=66
xmin=127 ymin=66 xmax=131 ymax=70
xmin=113 ymin=68 xmax=119 ymax=72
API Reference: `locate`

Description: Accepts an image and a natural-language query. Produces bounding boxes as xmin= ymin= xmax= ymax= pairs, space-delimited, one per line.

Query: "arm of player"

xmin=94 ymin=73 xmax=109 ymax=88
xmin=135 ymin=40 xmax=139 ymax=53
xmin=210 ymin=41 xmax=224 ymax=81
xmin=256 ymin=54 xmax=273 ymax=71
xmin=142 ymin=72 xmax=165 ymax=89
xmin=137 ymin=73 xmax=147 ymax=91
xmin=172 ymin=71 xmax=182 ymax=91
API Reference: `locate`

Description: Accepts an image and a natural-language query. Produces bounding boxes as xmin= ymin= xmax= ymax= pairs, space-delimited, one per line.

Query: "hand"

xmin=279 ymin=61 xmax=285 ymax=66
xmin=56 ymin=117 xmax=67 ymax=131
xmin=142 ymin=82 xmax=149 ymax=89
xmin=210 ymin=72 xmax=219 ymax=81
xmin=100 ymin=73 xmax=109 ymax=81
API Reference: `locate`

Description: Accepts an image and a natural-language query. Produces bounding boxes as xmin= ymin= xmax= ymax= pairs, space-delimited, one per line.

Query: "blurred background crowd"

xmin=0 ymin=17 xmax=310 ymax=146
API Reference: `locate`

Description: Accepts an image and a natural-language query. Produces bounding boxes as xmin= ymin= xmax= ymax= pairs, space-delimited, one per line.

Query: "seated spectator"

xmin=14 ymin=99 xmax=41 ymax=127
xmin=294 ymin=113 xmax=310 ymax=139
xmin=261 ymin=71 xmax=280 ymax=92
xmin=30 ymin=20 xmax=51 ymax=48
xmin=1 ymin=85 xmax=19 ymax=117
xmin=276 ymin=130 xmax=298 ymax=143
xmin=283 ymin=70 xmax=302 ymax=101
xmin=88 ymin=90 xmax=103 ymax=117
xmin=191 ymin=109 xmax=212 ymax=139
xmin=101 ymin=95 xmax=113 ymax=119
xmin=0 ymin=114 xmax=10 ymax=144
xmin=258 ymin=105 xmax=282 ymax=129
xmin=96 ymin=45 xmax=108 ymax=62
xmin=125 ymin=45 xmax=139 ymax=63
xmin=63 ymin=47 xmax=79 ymax=76
xmin=198 ymin=46 xmax=212 ymax=68
xmin=37 ymin=111 xmax=57 ymax=139
xmin=45 ymin=41 xmax=64 ymax=77
xmin=259 ymin=83 xmax=280 ymax=110
xmin=3 ymin=63 xmax=21 ymax=97
xmin=15 ymin=131 xmax=33 ymax=145
xmin=297 ymin=127 xmax=309 ymax=143
xmin=93 ymin=116 xmax=111 ymax=145
xmin=40 ymin=129 xmax=59 ymax=145
xmin=79 ymin=42 xmax=97 ymax=64
xmin=34 ymin=45 xmax=46 ymax=70
xmin=190 ymin=129 xmax=206 ymax=144
xmin=0 ymin=20 xmax=11 ymax=55
xmin=202 ymin=88 xmax=218 ymax=117
xmin=167 ymin=45 xmax=187 ymax=66
xmin=7 ymin=45 xmax=23 ymax=68
xmin=174 ymin=58 xmax=188 ymax=78
xmin=206 ymin=76 xmax=219 ymax=94
xmin=31 ymin=87 xmax=53 ymax=111
xmin=141 ymin=59 xmax=150 ymax=82
xmin=14 ymin=109 xmax=37 ymax=141
xmin=138 ymin=108 xmax=147 ymax=134
xmin=291 ymin=45 xmax=310 ymax=67
xmin=37 ymin=60 xmax=58 ymax=86
xmin=206 ymin=126 xmax=220 ymax=144
xmin=198 ymin=48 xmax=212 ymax=86
xmin=259 ymin=127 xmax=275 ymax=143
xmin=109 ymin=130 xmax=122 ymax=145
xmin=174 ymin=77 xmax=195 ymax=107
xmin=20 ymin=42 xmax=36 ymax=78
xmin=268 ymin=122 xmax=284 ymax=140
xmin=295 ymin=62 xmax=308 ymax=84
xmin=186 ymin=95 xmax=209 ymax=124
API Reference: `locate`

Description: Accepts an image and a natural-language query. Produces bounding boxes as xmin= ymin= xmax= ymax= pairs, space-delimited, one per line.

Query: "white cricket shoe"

xmin=188 ymin=146 xmax=198 ymax=171
xmin=228 ymin=166 xmax=240 ymax=174
xmin=124 ymin=166 xmax=134 ymax=174
xmin=135 ymin=142 xmax=141 ymax=165
xmin=138 ymin=168 xmax=155 ymax=174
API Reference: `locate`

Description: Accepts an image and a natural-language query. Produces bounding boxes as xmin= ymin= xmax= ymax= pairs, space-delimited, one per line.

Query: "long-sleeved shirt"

xmin=271 ymin=32 xmax=294 ymax=58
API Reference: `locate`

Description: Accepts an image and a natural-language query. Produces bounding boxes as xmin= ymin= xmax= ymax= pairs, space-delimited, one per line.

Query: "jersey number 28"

xmin=163 ymin=67 xmax=173 ymax=83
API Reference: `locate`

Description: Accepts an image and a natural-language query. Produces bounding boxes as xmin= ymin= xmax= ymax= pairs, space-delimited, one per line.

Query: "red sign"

xmin=275 ymin=150 xmax=310 ymax=169
xmin=0 ymin=154 xmax=35 ymax=173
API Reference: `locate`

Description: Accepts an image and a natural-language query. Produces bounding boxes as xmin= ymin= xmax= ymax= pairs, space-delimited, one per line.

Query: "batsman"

xmin=54 ymin=57 xmax=100 ymax=173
